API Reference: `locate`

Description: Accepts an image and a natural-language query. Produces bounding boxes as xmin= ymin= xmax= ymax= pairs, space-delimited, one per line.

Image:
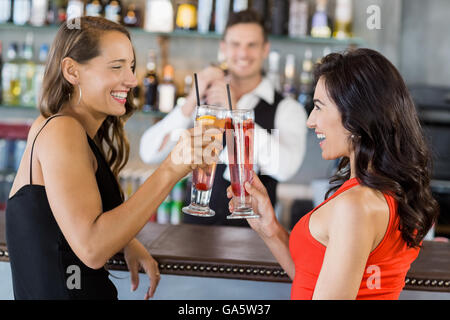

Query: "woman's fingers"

xmin=142 ymin=260 xmax=161 ymax=300
xmin=128 ymin=261 xmax=140 ymax=292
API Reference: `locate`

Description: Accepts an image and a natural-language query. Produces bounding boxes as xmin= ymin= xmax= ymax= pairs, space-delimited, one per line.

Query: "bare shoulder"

xmin=33 ymin=115 xmax=93 ymax=168
xmin=328 ymin=185 xmax=389 ymax=230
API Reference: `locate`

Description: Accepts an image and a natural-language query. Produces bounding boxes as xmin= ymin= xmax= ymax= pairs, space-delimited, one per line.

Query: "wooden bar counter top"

xmin=1 ymin=213 xmax=449 ymax=292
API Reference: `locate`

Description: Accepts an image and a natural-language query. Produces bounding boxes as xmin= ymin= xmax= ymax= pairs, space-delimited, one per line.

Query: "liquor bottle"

xmin=251 ymin=0 xmax=268 ymax=31
xmin=214 ymin=0 xmax=229 ymax=34
xmin=333 ymin=0 xmax=352 ymax=39
xmin=66 ymin=0 xmax=84 ymax=21
xmin=233 ymin=0 xmax=248 ymax=12
xmin=30 ymin=0 xmax=48 ymax=26
xmin=310 ymin=0 xmax=331 ymax=38
xmin=0 ymin=0 xmax=12 ymax=23
xmin=266 ymin=51 xmax=281 ymax=92
xmin=144 ymin=0 xmax=174 ymax=33
xmin=176 ymin=74 xmax=192 ymax=107
xmin=104 ymin=0 xmax=122 ymax=24
xmin=282 ymin=54 xmax=296 ymax=99
xmin=2 ymin=43 xmax=21 ymax=105
xmin=13 ymin=0 xmax=31 ymax=25
xmin=0 ymin=41 xmax=3 ymax=103
xmin=158 ymin=64 xmax=176 ymax=113
xmin=197 ymin=0 xmax=212 ymax=34
xmin=123 ymin=3 xmax=141 ymax=27
xmin=19 ymin=35 xmax=36 ymax=107
xmin=47 ymin=0 xmax=68 ymax=25
xmin=85 ymin=0 xmax=104 ymax=17
xmin=176 ymin=1 xmax=197 ymax=30
xmin=288 ymin=0 xmax=309 ymax=38
xmin=271 ymin=0 xmax=289 ymax=36
xmin=142 ymin=50 xmax=159 ymax=112
xmin=34 ymin=44 xmax=49 ymax=106
xmin=297 ymin=48 xmax=314 ymax=114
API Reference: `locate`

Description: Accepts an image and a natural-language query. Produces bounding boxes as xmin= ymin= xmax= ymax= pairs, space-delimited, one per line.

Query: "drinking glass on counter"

xmin=226 ymin=109 xmax=259 ymax=219
xmin=182 ymin=105 xmax=227 ymax=217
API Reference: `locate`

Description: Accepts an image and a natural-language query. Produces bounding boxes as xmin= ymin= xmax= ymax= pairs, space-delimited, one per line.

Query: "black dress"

xmin=6 ymin=115 xmax=122 ymax=299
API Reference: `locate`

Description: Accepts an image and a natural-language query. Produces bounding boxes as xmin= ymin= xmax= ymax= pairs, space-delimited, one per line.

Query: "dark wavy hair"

xmin=316 ymin=48 xmax=439 ymax=248
xmin=39 ymin=16 xmax=137 ymax=198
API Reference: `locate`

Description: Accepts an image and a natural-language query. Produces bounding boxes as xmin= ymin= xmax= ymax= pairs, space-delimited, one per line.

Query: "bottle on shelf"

xmin=47 ymin=0 xmax=68 ymax=25
xmin=214 ymin=0 xmax=230 ymax=34
xmin=34 ymin=43 xmax=49 ymax=106
xmin=175 ymin=1 xmax=197 ymax=30
xmin=271 ymin=0 xmax=289 ymax=36
xmin=266 ymin=51 xmax=281 ymax=92
xmin=288 ymin=0 xmax=309 ymax=38
xmin=0 ymin=0 xmax=12 ymax=23
xmin=13 ymin=0 xmax=31 ymax=25
xmin=66 ymin=0 xmax=84 ymax=21
xmin=30 ymin=0 xmax=49 ymax=26
xmin=251 ymin=0 xmax=268 ymax=30
xmin=197 ymin=0 xmax=213 ymax=34
xmin=2 ymin=43 xmax=21 ymax=106
xmin=310 ymin=0 xmax=332 ymax=38
xmin=0 ymin=41 xmax=3 ymax=104
xmin=297 ymin=48 xmax=314 ymax=114
xmin=144 ymin=0 xmax=174 ymax=33
xmin=158 ymin=64 xmax=176 ymax=113
xmin=142 ymin=49 xmax=159 ymax=112
xmin=104 ymin=0 xmax=122 ymax=24
xmin=85 ymin=0 xmax=104 ymax=18
xmin=333 ymin=0 xmax=353 ymax=39
xmin=282 ymin=54 xmax=296 ymax=99
xmin=233 ymin=0 xmax=248 ymax=12
xmin=123 ymin=3 xmax=141 ymax=27
xmin=19 ymin=34 xmax=36 ymax=107
xmin=176 ymin=74 xmax=192 ymax=107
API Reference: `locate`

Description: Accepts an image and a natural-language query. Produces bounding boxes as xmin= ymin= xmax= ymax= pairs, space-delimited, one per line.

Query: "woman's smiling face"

xmin=307 ymin=76 xmax=353 ymax=160
xmin=77 ymin=30 xmax=138 ymax=117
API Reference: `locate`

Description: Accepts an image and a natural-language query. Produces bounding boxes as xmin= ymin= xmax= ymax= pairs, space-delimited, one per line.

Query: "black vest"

xmin=183 ymin=91 xmax=284 ymax=227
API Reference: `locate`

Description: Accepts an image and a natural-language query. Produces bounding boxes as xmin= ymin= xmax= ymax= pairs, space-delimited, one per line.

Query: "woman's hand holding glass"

xmin=227 ymin=172 xmax=279 ymax=239
xmin=165 ymin=123 xmax=223 ymax=179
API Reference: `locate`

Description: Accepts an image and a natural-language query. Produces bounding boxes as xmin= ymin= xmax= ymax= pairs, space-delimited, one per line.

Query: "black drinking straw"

xmin=226 ymin=83 xmax=233 ymax=111
xmin=194 ymin=73 xmax=200 ymax=107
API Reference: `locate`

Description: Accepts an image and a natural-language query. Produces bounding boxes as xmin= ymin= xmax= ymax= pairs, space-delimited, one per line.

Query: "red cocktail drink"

xmin=226 ymin=109 xmax=259 ymax=219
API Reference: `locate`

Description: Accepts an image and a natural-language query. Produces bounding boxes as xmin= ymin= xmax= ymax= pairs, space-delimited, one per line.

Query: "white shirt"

xmin=139 ymin=77 xmax=307 ymax=182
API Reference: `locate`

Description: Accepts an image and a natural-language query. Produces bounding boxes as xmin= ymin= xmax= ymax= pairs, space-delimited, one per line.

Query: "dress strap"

xmin=29 ymin=114 xmax=65 ymax=185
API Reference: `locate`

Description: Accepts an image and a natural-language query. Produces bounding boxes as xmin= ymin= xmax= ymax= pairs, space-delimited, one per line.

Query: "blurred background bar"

xmin=0 ymin=0 xmax=449 ymax=299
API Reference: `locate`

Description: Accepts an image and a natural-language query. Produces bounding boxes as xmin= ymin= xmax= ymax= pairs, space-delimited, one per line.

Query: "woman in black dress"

xmin=6 ymin=17 xmax=217 ymax=300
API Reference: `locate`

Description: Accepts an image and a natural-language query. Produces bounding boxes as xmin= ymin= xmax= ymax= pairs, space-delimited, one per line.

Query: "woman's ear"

xmin=61 ymin=57 xmax=80 ymax=85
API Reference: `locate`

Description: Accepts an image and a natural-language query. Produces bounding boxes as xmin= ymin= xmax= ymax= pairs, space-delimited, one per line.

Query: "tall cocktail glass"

xmin=182 ymin=105 xmax=226 ymax=217
xmin=226 ymin=109 xmax=259 ymax=219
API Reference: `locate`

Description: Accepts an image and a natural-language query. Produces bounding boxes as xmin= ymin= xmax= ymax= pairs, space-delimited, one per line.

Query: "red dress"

xmin=289 ymin=178 xmax=420 ymax=300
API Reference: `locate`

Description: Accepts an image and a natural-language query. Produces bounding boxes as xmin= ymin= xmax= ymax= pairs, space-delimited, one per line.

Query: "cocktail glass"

xmin=226 ymin=109 xmax=259 ymax=219
xmin=182 ymin=105 xmax=227 ymax=217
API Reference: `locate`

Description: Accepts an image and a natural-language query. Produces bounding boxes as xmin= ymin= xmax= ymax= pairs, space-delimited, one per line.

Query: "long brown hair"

xmin=315 ymin=48 xmax=439 ymax=248
xmin=39 ymin=16 xmax=137 ymax=197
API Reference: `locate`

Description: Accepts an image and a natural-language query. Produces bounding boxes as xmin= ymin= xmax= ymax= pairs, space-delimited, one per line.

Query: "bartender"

xmin=140 ymin=9 xmax=307 ymax=226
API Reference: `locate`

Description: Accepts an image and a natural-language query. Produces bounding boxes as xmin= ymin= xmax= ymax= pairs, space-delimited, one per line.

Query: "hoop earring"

xmin=76 ymin=84 xmax=82 ymax=106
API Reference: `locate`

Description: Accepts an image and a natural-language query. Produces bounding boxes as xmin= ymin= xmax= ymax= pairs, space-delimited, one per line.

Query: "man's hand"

xmin=182 ymin=66 xmax=225 ymax=116
xmin=204 ymin=79 xmax=237 ymax=109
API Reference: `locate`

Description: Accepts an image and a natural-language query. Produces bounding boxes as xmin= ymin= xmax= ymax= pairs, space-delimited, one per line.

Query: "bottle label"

xmin=105 ymin=2 xmax=121 ymax=23
xmin=86 ymin=3 xmax=103 ymax=17
xmin=158 ymin=85 xmax=175 ymax=113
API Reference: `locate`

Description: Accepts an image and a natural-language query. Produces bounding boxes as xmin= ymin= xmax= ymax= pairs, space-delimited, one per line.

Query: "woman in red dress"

xmin=228 ymin=48 xmax=439 ymax=300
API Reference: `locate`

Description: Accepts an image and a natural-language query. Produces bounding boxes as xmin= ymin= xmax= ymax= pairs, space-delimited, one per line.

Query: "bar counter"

xmin=0 ymin=213 xmax=449 ymax=293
